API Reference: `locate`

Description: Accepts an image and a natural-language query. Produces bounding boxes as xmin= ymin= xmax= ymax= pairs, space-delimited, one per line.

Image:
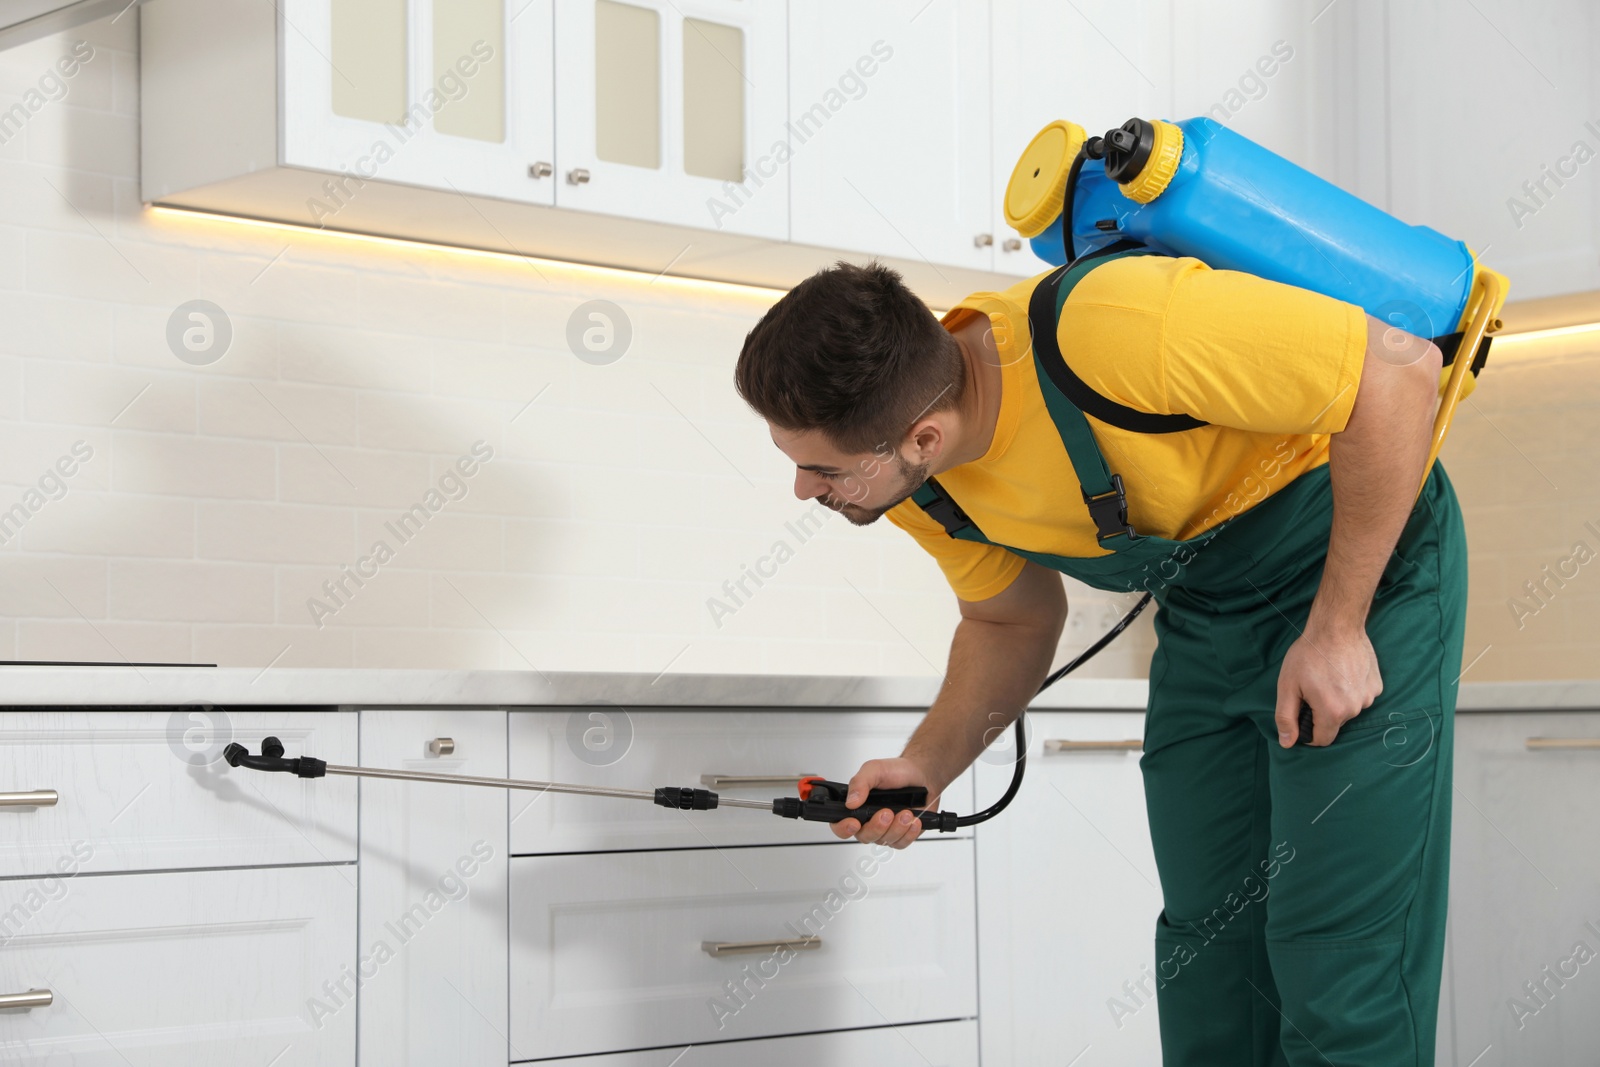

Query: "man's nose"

xmin=793 ymin=470 xmax=827 ymax=501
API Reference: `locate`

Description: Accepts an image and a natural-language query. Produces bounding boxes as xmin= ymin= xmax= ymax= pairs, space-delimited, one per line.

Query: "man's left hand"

xmin=1275 ymin=625 xmax=1382 ymax=747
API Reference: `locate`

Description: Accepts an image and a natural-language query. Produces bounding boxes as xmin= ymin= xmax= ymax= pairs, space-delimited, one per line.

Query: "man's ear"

xmin=906 ymin=417 xmax=946 ymax=466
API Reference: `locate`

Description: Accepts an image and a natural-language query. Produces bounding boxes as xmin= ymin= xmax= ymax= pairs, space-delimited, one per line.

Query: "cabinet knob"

xmin=1002 ymin=238 xmax=1023 ymax=252
xmin=528 ymin=161 xmax=553 ymax=179
xmin=973 ymin=233 xmax=993 ymax=248
xmin=567 ymin=168 xmax=591 ymax=185
xmin=426 ymin=738 xmax=455 ymax=757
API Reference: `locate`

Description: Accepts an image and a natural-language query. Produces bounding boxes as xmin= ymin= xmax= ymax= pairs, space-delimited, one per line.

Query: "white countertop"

xmin=0 ymin=666 xmax=1594 ymax=712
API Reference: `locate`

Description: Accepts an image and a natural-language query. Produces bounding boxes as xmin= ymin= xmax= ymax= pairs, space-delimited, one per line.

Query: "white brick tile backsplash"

xmin=113 ymin=303 xmax=279 ymax=378
xmin=192 ymin=624 xmax=353 ymax=669
xmin=25 ymin=360 xmax=195 ymax=432
xmin=277 ymin=445 xmax=432 ymax=509
xmin=110 ymin=559 xmax=274 ymax=622
xmin=26 ymin=105 xmax=135 ymax=174
xmin=17 ymin=619 xmax=192 ymax=664
xmin=23 ymin=492 xmax=194 ymax=557
xmin=114 ymin=431 xmax=276 ymax=499
xmin=0 ymin=291 xmax=113 ymax=360
xmin=198 ymin=378 xmax=360 ymax=446
xmin=0 ymin=555 xmax=107 ymax=617
xmin=198 ymin=501 xmax=355 ymax=564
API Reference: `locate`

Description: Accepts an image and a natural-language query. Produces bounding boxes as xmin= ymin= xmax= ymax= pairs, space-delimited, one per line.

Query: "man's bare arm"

xmin=834 ymin=560 xmax=1067 ymax=847
xmin=1274 ymin=314 xmax=1443 ymax=746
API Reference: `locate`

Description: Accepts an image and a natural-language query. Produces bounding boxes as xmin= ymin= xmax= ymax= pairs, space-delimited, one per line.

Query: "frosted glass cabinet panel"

xmin=555 ymin=0 xmax=787 ymax=238
xmin=331 ymin=0 xmax=408 ymax=123
xmin=432 ymin=0 xmax=508 ymax=142
xmin=284 ymin=0 xmax=556 ymax=207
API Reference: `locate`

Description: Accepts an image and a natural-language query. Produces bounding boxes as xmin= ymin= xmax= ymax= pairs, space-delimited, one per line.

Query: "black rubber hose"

xmin=952 ymin=591 xmax=1153 ymax=827
xmin=1059 ymin=142 xmax=1091 ymax=264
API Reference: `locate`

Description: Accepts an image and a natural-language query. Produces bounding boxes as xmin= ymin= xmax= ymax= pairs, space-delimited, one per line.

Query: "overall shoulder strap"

xmin=1029 ymin=241 xmax=1208 ymax=435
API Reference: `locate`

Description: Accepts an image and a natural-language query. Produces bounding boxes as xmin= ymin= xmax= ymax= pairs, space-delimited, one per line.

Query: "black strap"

xmin=1028 ymin=247 xmax=1209 ymax=435
xmin=1433 ymin=330 xmax=1492 ymax=376
xmin=914 ymin=477 xmax=973 ymax=537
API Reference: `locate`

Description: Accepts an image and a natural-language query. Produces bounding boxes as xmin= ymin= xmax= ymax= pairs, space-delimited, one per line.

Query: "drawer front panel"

xmin=528 ymin=1018 xmax=979 ymax=1066
xmin=0 ymin=710 xmax=357 ymax=877
xmin=510 ymin=840 xmax=977 ymax=1058
xmin=0 ymin=864 xmax=355 ymax=1065
xmin=509 ymin=709 xmax=974 ymax=853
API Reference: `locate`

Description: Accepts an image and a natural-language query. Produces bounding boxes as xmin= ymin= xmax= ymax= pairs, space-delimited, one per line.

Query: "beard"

xmin=822 ymin=455 xmax=931 ymax=527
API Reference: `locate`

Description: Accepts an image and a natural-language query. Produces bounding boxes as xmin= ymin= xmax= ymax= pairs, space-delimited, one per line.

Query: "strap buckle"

xmin=920 ymin=483 xmax=972 ymax=536
xmin=1083 ymin=473 xmax=1139 ymax=542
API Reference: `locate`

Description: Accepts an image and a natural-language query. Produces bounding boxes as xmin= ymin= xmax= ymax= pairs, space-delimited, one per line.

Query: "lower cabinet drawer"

xmin=0 ymin=864 xmax=355 ymax=1065
xmin=509 ymin=840 xmax=977 ymax=1059
xmin=0 ymin=709 xmax=357 ymax=877
xmin=508 ymin=710 xmax=975 ymax=853
xmin=525 ymin=1018 xmax=979 ymax=1065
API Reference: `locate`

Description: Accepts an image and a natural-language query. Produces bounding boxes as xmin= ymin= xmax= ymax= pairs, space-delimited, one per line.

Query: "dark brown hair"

xmin=734 ymin=261 xmax=965 ymax=454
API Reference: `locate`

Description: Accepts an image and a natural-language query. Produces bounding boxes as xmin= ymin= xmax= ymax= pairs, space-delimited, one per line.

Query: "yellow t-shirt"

xmin=885 ymin=254 xmax=1368 ymax=601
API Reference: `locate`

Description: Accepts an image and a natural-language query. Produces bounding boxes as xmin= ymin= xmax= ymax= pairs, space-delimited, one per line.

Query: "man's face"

xmin=770 ymin=426 xmax=928 ymax=527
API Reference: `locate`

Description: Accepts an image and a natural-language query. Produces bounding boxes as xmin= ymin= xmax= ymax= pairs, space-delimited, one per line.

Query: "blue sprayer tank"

xmin=1003 ymin=117 xmax=1508 ymax=425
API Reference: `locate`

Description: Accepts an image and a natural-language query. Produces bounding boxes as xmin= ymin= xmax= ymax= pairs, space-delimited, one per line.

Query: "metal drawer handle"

xmin=528 ymin=161 xmax=553 ymax=179
xmin=1043 ymin=740 xmax=1143 ymax=753
xmin=702 ymin=937 xmax=820 ymax=957
xmin=699 ymin=775 xmax=818 ymax=789
xmin=427 ymin=738 xmax=455 ymax=757
xmin=1526 ymin=738 xmax=1600 ymax=750
xmin=567 ymin=168 xmax=591 ymax=185
xmin=0 ymin=790 xmax=58 ymax=808
xmin=0 ymin=989 xmax=52 ymax=1011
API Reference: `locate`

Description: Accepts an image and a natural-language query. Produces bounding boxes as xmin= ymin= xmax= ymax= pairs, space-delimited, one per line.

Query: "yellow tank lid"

xmin=1004 ymin=120 xmax=1086 ymax=238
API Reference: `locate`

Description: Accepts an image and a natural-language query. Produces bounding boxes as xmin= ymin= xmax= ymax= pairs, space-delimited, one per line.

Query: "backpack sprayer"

xmin=226 ymin=116 xmax=1509 ymax=828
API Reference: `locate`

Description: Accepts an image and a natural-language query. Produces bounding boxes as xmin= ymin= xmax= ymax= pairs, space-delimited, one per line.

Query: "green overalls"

xmin=912 ymin=246 xmax=1469 ymax=1066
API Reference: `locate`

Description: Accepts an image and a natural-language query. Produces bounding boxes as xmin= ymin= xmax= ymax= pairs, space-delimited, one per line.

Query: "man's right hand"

xmin=829 ymin=756 xmax=942 ymax=849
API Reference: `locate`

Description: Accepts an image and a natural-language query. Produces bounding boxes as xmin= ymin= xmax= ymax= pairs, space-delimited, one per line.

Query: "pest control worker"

xmin=733 ymin=247 xmax=1466 ymax=1066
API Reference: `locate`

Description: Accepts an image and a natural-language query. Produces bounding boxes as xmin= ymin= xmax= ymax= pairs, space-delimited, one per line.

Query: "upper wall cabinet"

xmin=553 ymin=0 xmax=788 ymax=239
xmin=280 ymin=0 xmax=556 ymax=207
xmin=989 ymin=0 xmax=1169 ymax=277
xmin=788 ymin=0 xmax=993 ymax=274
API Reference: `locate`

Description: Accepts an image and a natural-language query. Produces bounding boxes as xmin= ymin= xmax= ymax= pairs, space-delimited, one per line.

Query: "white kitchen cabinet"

xmin=553 ymin=0 xmax=788 ymax=238
xmin=788 ymin=0 xmax=994 ymax=273
xmin=1445 ymin=711 xmax=1600 ymax=1066
xmin=279 ymin=0 xmax=557 ymax=207
xmin=529 ymin=1018 xmax=979 ymax=1066
xmin=989 ymin=0 xmax=1171 ymax=276
xmin=355 ymin=710 xmax=508 ymax=1067
xmin=974 ymin=711 xmax=1164 ymax=1065
xmin=509 ymin=839 xmax=977 ymax=1059
xmin=507 ymin=709 xmax=975 ymax=853
xmin=0 ymin=864 xmax=355 ymax=1066
xmin=0 ymin=709 xmax=356 ymax=877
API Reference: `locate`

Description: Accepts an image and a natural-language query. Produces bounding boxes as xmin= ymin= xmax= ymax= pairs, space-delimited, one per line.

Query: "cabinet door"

xmin=356 ymin=709 xmax=508 ymax=1067
xmin=0 ymin=865 xmax=354 ymax=1066
xmin=554 ymin=0 xmax=787 ymax=238
xmin=974 ymin=711 xmax=1163 ymax=1065
xmin=281 ymin=0 xmax=557 ymax=207
xmin=509 ymin=840 xmax=977 ymax=1058
xmin=0 ymin=709 xmax=356 ymax=877
xmin=788 ymin=0 xmax=992 ymax=271
xmin=1447 ymin=711 xmax=1600 ymax=1066
xmin=990 ymin=0 xmax=1170 ymax=276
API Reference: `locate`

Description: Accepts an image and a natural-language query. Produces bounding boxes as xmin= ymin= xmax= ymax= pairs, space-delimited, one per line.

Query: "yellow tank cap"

xmin=1005 ymin=120 xmax=1087 ymax=238
xmin=1119 ymin=119 xmax=1184 ymax=204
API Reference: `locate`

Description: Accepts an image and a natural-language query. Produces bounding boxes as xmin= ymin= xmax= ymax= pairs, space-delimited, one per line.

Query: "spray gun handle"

xmin=770 ymin=778 xmax=960 ymax=834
